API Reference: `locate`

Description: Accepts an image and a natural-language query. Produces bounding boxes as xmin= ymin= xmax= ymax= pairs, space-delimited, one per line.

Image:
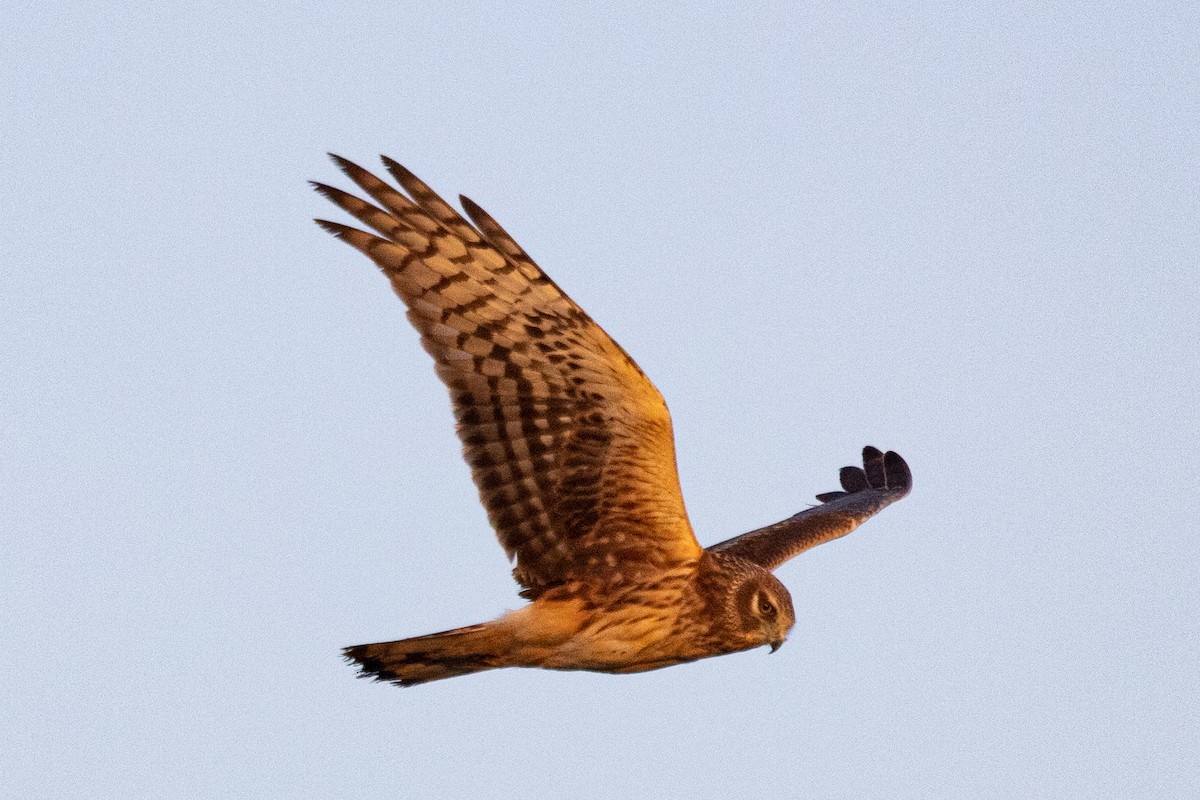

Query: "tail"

xmin=343 ymin=622 xmax=514 ymax=687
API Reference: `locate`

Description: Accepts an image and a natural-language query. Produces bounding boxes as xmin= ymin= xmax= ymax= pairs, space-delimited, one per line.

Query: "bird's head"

xmin=729 ymin=568 xmax=795 ymax=654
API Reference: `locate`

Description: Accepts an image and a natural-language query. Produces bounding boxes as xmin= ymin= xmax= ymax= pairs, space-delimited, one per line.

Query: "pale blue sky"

xmin=4 ymin=2 xmax=1198 ymax=798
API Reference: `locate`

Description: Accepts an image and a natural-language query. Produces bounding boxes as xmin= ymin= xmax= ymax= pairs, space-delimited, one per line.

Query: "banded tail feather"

xmin=343 ymin=623 xmax=513 ymax=687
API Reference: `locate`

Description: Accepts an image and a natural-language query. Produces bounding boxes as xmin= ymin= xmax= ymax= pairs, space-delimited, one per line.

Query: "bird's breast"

xmin=512 ymin=569 xmax=717 ymax=671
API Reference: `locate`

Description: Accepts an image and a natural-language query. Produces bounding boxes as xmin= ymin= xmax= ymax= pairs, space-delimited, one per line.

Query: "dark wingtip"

xmin=882 ymin=450 xmax=912 ymax=494
xmin=823 ymin=447 xmax=912 ymax=499
xmin=459 ymin=194 xmax=482 ymax=215
xmin=380 ymin=155 xmax=415 ymax=183
xmin=861 ymin=446 xmax=886 ymax=487
xmin=459 ymin=194 xmax=498 ymax=233
xmin=314 ymin=217 xmax=347 ymax=234
xmin=311 ymin=181 xmax=376 ymax=214
xmin=328 ymin=153 xmax=378 ymax=184
xmin=839 ymin=465 xmax=869 ymax=493
xmin=309 ymin=180 xmax=338 ymax=199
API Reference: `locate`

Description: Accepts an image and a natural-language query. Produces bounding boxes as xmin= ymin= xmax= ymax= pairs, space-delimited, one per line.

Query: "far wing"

xmin=708 ymin=447 xmax=911 ymax=571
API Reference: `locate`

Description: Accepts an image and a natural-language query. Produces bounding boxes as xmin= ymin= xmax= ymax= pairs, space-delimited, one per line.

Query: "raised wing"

xmin=708 ymin=447 xmax=911 ymax=571
xmin=314 ymin=155 xmax=702 ymax=594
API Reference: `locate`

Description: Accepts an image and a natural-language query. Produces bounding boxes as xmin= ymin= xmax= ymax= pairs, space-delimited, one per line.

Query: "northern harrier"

xmin=314 ymin=155 xmax=911 ymax=686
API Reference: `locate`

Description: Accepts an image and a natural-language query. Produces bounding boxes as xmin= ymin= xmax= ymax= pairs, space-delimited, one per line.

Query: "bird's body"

xmin=345 ymin=551 xmax=791 ymax=683
xmin=314 ymin=155 xmax=911 ymax=686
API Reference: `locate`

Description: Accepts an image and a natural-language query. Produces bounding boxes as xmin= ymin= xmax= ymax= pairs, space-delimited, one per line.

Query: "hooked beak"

xmin=769 ymin=638 xmax=785 ymax=653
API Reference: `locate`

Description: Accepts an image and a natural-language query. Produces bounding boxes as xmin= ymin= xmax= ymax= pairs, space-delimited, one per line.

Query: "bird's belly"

xmin=538 ymin=606 xmax=696 ymax=671
xmin=499 ymin=572 xmax=710 ymax=673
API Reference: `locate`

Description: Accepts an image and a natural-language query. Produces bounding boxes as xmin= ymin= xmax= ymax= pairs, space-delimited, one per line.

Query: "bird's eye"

xmin=758 ymin=598 xmax=776 ymax=617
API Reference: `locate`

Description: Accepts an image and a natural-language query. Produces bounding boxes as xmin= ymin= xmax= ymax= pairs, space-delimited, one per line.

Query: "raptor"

xmin=313 ymin=155 xmax=911 ymax=686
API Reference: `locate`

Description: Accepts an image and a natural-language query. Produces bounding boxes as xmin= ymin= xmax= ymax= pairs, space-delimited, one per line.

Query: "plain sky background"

xmin=4 ymin=2 xmax=1198 ymax=798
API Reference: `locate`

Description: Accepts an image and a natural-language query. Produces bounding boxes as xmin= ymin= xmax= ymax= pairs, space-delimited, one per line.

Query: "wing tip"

xmin=882 ymin=449 xmax=912 ymax=494
xmin=822 ymin=447 xmax=912 ymax=500
xmin=314 ymin=217 xmax=352 ymax=237
xmin=309 ymin=180 xmax=339 ymax=200
xmin=326 ymin=152 xmax=354 ymax=172
xmin=838 ymin=465 xmax=869 ymax=494
xmin=380 ymin=154 xmax=418 ymax=186
xmin=459 ymin=193 xmax=482 ymax=216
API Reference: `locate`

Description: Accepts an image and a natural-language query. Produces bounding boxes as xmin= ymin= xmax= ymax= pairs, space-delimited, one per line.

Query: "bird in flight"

xmin=313 ymin=155 xmax=911 ymax=686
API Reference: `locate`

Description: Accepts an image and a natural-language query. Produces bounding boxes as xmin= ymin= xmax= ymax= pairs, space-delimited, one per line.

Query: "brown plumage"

xmin=314 ymin=155 xmax=912 ymax=686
